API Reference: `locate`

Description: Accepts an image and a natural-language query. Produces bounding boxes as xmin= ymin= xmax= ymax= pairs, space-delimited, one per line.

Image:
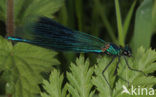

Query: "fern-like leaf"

xmin=113 ymin=47 xmax=156 ymax=97
xmin=66 ymin=55 xmax=94 ymax=97
xmin=41 ymin=69 xmax=68 ymax=97
xmin=92 ymin=47 xmax=156 ymax=97
xmin=92 ymin=56 xmax=117 ymax=97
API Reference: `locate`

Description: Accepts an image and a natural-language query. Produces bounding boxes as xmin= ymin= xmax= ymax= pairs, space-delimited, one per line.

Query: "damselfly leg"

xmin=102 ymin=56 xmax=115 ymax=89
xmin=123 ymin=56 xmax=147 ymax=76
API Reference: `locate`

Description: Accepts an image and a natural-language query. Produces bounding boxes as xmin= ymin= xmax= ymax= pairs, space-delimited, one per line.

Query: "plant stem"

xmin=6 ymin=0 xmax=14 ymax=97
xmin=6 ymin=0 xmax=14 ymax=36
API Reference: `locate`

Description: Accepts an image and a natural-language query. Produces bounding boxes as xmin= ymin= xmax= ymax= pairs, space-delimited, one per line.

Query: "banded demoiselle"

xmin=7 ymin=17 xmax=146 ymax=88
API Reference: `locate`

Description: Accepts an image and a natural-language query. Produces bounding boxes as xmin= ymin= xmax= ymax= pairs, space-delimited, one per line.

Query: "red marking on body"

xmin=101 ymin=44 xmax=110 ymax=52
xmin=106 ymin=51 xmax=111 ymax=55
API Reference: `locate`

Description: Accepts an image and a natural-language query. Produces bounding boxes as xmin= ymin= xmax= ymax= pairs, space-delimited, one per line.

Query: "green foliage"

xmin=115 ymin=0 xmax=124 ymax=46
xmin=0 ymin=0 xmax=6 ymax=21
xmin=0 ymin=36 xmax=59 ymax=97
xmin=66 ymin=55 xmax=95 ymax=97
xmin=114 ymin=47 xmax=156 ymax=97
xmin=41 ymin=69 xmax=69 ymax=97
xmin=92 ymin=56 xmax=116 ymax=97
xmin=92 ymin=0 xmax=117 ymax=43
xmin=75 ymin=0 xmax=83 ymax=31
xmin=152 ymin=1 xmax=156 ymax=31
xmin=0 ymin=0 xmax=156 ymax=97
xmin=0 ymin=0 xmax=64 ymax=96
xmin=93 ymin=47 xmax=156 ymax=97
xmin=15 ymin=0 xmax=64 ymax=25
xmin=0 ymin=0 xmax=64 ymax=24
xmin=123 ymin=0 xmax=136 ymax=41
xmin=41 ymin=56 xmax=95 ymax=97
xmin=41 ymin=47 xmax=156 ymax=97
xmin=131 ymin=0 xmax=153 ymax=52
xmin=115 ymin=0 xmax=137 ymax=46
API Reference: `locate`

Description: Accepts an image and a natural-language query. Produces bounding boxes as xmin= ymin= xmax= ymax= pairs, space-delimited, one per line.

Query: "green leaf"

xmin=114 ymin=47 xmax=156 ymax=97
xmin=0 ymin=36 xmax=59 ymax=97
xmin=92 ymin=56 xmax=117 ymax=97
xmin=75 ymin=0 xmax=83 ymax=31
xmin=115 ymin=0 xmax=124 ymax=46
xmin=41 ymin=69 xmax=68 ymax=97
xmin=152 ymin=0 xmax=156 ymax=31
xmin=0 ymin=0 xmax=64 ymax=24
xmin=66 ymin=55 xmax=94 ymax=97
xmin=92 ymin=47 xmax=156 ymax=97
xmin=130 ymin=0 xmax=153 ymax=52
xmin=93 ymin=0 xmax=117 ymax=43
xmin=0 ymin=0 xmax=6 ymax=21
xmin=18 ymin=0 xmax=64 ymax=23
xmin=123 ymin=0 xmax=136 ymax=39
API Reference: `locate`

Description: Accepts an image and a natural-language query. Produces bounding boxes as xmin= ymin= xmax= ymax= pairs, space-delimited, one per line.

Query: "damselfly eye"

xmin=124 ymin=51 xmax=127 ymax=55
xmin=122 ymin=46 xmax=132 ymax=57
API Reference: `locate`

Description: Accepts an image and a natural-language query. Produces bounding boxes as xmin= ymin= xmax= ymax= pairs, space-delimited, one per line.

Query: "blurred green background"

xmin=0 ymin=0 xmax=156 ymax=97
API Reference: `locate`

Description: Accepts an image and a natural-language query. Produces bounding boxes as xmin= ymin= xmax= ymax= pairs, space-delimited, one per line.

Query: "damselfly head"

xmin=122 ymin=45 xmax=132 ymax=57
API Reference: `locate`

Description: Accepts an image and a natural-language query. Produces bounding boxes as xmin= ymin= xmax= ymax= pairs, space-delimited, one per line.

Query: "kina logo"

xmin=121 ymin=85 xmax=155 ymax=96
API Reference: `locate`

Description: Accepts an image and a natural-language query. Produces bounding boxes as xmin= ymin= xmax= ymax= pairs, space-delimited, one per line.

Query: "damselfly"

xmin=7 ymin=17 xmax=146 ymax=88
